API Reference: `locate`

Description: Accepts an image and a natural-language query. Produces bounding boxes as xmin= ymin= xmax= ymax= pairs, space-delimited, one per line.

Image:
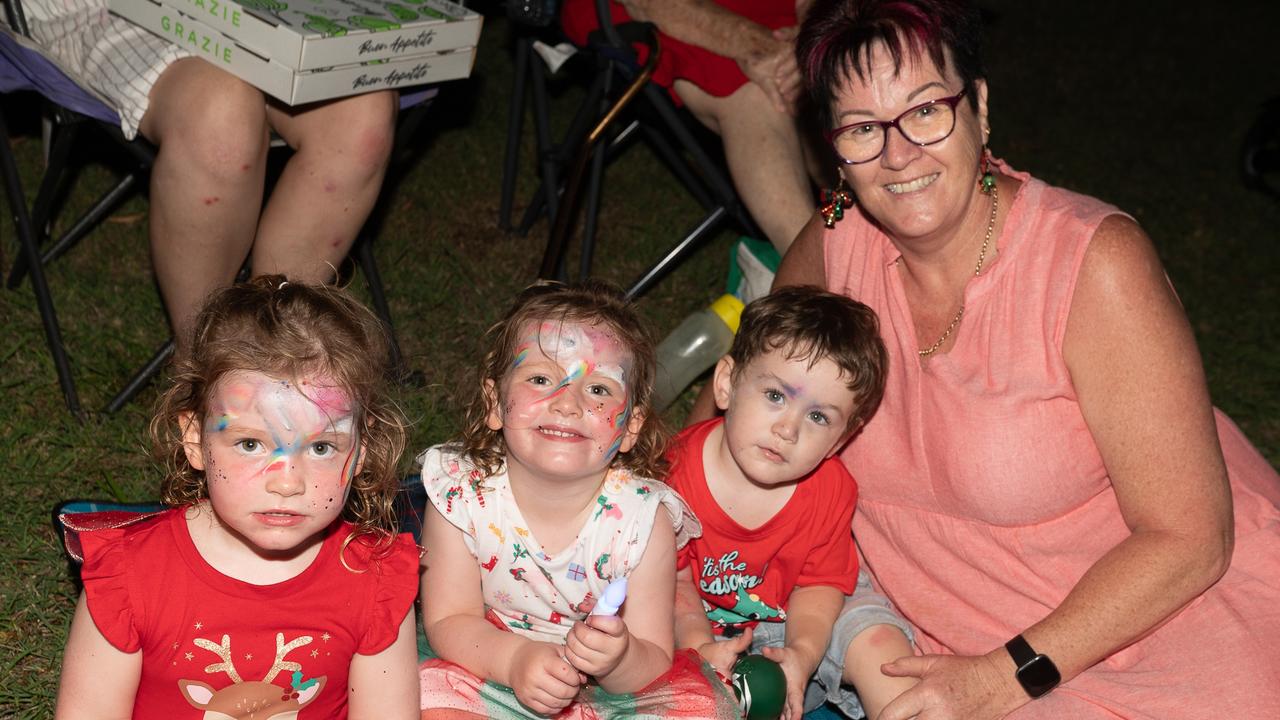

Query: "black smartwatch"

xmin=1005 ymin=634 xmax=1061 ymax=698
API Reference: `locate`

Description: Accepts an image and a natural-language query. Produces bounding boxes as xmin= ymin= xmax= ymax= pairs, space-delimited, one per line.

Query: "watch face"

xmin=1016 ymin=655 xmax=1062 ymax=698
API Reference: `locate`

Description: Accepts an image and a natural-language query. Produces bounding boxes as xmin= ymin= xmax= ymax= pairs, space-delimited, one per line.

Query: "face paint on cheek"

xmin=601 ymin=397 xmax=633 ymax=460
xmin=340 ymin=443 xmax=362 ymax=490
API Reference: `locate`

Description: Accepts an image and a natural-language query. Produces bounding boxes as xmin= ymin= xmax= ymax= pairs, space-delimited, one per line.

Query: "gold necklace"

xmin=918 ymin=182 xmax=999 ymax=358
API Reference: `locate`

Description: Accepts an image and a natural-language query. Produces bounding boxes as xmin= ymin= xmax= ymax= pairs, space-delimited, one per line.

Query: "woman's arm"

xmin=348 ymin=612 xmax=419 ymax=719
xmin=878 ymin=215 xmax=1234 ymax=720
xmin=54 ymin=593 xmax=142 ymax=719
xmin=773 ymin=212 xmax=828 ymax=290
xmin=1039 ymin=213 xmax=1232 ymax=671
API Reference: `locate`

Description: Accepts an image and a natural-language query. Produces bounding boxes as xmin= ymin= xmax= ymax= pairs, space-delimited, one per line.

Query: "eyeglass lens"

xmin=834 ymin=100 xmax=958 ymax=164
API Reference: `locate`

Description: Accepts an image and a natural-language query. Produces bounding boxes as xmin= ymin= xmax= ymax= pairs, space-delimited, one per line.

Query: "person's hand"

xmin=564 ymin=615 xmax=630 ymax=679
xmin=876 ymin=651 xmax=1026 ymax=720
xmin=771 ymin=26 xmax=804 ymax=111
xmin=761 ymin=644 xmax=821 ymax=720
xmin=737 ymin=29 xmax=800 ymax=115
xmin=507 ymin=640 xmax=582 ymax=715
xmin=695 ymin=626 xmax=753 ymax=679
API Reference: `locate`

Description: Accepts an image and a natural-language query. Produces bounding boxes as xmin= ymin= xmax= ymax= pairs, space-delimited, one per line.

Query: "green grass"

xmin=2 ymin=1 xmax=1278 ymax=714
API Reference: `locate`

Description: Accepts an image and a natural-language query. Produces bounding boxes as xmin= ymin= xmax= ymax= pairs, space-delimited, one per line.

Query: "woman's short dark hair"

xmin=727 ymin=285 xmax=888 ymax=433
xmin=797 ymin=0 xmax=985 ymax=129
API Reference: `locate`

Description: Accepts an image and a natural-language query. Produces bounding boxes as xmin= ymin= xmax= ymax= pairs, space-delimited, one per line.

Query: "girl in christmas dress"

xmin=418 ymin=281 xmax=739 ymax=719
xmin=55 ymin=277 xmax=420 ymax=719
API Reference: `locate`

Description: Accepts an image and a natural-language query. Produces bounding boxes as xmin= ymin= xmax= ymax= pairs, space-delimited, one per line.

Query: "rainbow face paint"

xmin=491 ymin=320 xmax=638 ymax=487
xmin=193 ymin=370 xmax=361 ymax=558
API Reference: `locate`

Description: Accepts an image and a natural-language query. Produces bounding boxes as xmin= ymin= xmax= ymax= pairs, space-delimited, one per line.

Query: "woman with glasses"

xmin=768 ymin=0 xmax=1280 ymax=718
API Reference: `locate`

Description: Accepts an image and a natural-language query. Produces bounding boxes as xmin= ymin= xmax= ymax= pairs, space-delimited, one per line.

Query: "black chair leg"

xmin=1 ymin=110 xmax=82 ymax=415
xmin=625 ymin=206 xmax=729 ymax=300
xmin=104 ymin=338 xmax=175 ymax=414
xmin=499 ymin=35 xmax=532 ymax=230
xmin=354 ymin=235 xmax=404 ymax=373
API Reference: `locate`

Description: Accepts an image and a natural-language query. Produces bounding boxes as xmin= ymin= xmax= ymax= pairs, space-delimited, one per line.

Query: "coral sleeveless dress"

xmin=824 ymin=163 xmax=1280 ymax=718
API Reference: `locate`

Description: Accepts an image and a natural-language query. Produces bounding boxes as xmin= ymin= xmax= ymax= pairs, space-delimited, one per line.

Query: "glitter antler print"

xmin=179 ymin=633 xmax=326 ymax=719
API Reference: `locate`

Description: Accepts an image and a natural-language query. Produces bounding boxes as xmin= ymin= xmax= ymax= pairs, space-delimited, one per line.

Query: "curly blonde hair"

xmin=151 ymin=275 xmax=407 ymax=551
xmin=458 ymin=280 xmax=668 ymax=480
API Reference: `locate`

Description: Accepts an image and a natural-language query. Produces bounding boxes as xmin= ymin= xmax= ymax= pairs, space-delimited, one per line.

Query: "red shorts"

xmin=560 ymin=0 xmax=797 ymax=104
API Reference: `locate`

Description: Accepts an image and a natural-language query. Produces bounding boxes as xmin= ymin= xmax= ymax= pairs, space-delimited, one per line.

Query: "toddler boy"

xmin=670 ymin=285 xmax=916 ymax=719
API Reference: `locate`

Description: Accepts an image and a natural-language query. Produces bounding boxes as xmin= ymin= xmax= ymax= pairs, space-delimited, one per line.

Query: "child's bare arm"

xmin=673 ymin=565 xmax=714 ymax=648
xmin=843 ymin=623 xmax=916 ymax=720
xmin=674 ymin=566 xmax=751 ymax=677
xmin=348 ymin=611 xmax=419 ymax=718
xmin=762 ymin=584 xmax=843 ymax=720
xmin=566 ymin=512 xmax=677 ymax=694
xmin=421 ymin=503 xmax=578 ymax=713
xmin=55 ymin=593 xmax=141 ymax=719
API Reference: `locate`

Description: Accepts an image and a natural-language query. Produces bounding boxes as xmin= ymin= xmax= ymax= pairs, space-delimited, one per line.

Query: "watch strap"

xmin=1005 ymin=634 xmax=1037 ymax=665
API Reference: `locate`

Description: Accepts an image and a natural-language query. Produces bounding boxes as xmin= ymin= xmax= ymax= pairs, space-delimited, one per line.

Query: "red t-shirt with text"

xmin=669 ymin=419 xmax=858 ymax=631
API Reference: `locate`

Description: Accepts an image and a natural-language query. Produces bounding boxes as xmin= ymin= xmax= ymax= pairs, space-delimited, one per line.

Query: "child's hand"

xmin=696 ymin=626 xmax=753 ymax=679
xmin=762 ymin=645 xmax=821 ymax=720
xmin=508 ymin=641 xmax=582 ymax=715
xmin=564 ymin=615 xmax=630 ymax=679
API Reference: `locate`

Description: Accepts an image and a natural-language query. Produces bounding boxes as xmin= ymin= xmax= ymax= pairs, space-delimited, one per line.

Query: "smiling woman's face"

xmin=832 ymin=40 xmax=989 ymax=248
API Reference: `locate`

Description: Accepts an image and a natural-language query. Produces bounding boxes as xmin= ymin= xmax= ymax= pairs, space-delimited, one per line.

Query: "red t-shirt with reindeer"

xmin=669 ymin=419 xmax=859 ymax=632
xmin=77 ymin=508 xmax=418 ymax=718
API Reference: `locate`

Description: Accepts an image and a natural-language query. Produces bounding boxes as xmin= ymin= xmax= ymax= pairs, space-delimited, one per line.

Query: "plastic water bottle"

xmin=652 ymin=294 xmax=744 ymax=411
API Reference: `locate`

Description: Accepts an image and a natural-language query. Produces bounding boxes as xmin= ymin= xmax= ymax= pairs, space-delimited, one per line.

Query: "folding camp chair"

xmin=501 ymin=0 xmax=762 ymax=299
xmin=1 ymin=0 xmax=433 ymax=415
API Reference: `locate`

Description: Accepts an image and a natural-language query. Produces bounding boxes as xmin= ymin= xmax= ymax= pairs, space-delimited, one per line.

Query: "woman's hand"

xmin=565 ymin=615 xmax=631 ymax=679
xmin=507 ymin=641 xmax=582 ymax=716
xmin=760 ymin=644 xmax=822 ymax=720
xmin=876 ymin=651 xmax=1025 ymax=720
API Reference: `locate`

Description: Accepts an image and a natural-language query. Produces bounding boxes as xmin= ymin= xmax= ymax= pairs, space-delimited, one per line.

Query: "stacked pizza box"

xmin=109 ymin=0 xmax=481 ymax=104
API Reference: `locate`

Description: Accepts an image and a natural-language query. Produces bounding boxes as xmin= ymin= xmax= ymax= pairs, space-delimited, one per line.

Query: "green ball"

xmin=731 ymin=654 xmax=786 ymax=720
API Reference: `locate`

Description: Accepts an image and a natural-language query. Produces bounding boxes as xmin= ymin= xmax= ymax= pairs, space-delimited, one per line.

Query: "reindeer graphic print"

xmin=63 ymin=509 xmax=419 ymax=718
xmin=180 ymin=633 xmax=325 ymax=718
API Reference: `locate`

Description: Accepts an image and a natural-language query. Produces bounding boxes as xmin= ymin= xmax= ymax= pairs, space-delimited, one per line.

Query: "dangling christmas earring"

xmin=980 ymin=147 xmax=996 ymax=195
xmin=820 ymin=177 xmax=854 ymax=228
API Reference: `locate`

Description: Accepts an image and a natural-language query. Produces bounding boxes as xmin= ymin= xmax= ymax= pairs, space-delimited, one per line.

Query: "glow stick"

xmin=590 ymin=577 xmax=628 ymax=617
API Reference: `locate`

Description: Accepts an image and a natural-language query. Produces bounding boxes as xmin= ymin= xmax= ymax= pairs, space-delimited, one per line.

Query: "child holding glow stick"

xmin=417 ymin=281 xmax=739 ymax=719
xmin=55 ymin=277 xmax=420 ymax=719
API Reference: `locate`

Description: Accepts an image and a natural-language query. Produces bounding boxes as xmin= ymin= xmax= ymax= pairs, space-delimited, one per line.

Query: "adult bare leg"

xmin=139 ymin=59 xmax=271 ymax=348
xmin=673 ymin=79 xmax=812 ymax=254
xmin=254 ymin=91 xmax=398 ymax=284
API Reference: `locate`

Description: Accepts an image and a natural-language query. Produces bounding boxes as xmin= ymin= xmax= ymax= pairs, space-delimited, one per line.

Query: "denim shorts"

xmin=715 ymin=572 xmax=914 ymax=719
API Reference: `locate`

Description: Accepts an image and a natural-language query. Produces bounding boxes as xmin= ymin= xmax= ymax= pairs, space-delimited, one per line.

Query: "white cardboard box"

xmin=111 ymin=0 xmax=476 ymax=104
xmin=148 ymin=0 xmax=480 ymax=70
